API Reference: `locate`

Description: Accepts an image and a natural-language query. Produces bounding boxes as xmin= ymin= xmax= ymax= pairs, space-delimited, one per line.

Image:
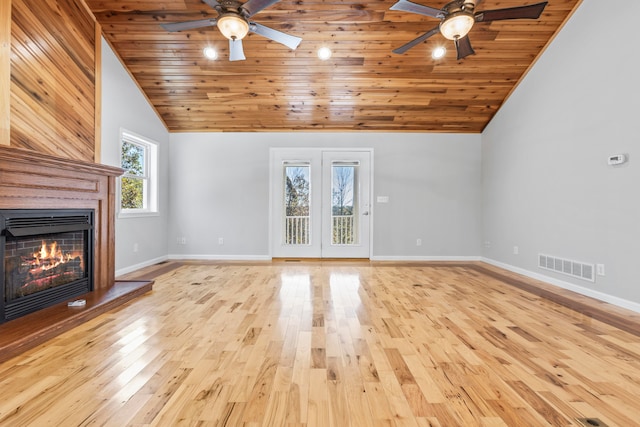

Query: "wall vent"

xmin=538 ymin=253 xmax=594 ymax=282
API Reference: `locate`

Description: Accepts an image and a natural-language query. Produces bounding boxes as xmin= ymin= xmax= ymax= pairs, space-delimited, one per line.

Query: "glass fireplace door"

xmin=1 ymin=209 xmax=94 ymax=322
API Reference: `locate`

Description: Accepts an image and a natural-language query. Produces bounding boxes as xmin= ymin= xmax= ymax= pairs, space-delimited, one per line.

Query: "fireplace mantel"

xmin=0 ymin=145 xmax=123 ymax=291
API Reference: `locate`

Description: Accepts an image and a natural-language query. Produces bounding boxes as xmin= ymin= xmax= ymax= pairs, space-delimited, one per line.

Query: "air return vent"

xmin=538 ymin=254 xmax=594 ymax=282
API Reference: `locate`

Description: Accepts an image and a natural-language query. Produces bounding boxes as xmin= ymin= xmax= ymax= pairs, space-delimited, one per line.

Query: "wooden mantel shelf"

xmin=0 ymin=280 xmax=153 ymax=364
xmin=0 ymin=145 xmax=123 ymax=177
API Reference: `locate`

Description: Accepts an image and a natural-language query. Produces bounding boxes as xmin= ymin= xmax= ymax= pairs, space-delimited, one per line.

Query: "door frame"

xmin=269 ymin=147 xmax=374 ymax=259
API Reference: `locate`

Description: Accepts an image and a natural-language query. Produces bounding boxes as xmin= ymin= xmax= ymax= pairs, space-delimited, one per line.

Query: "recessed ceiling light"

xmin=203 ymin=47 xmax=218 ymax=60
xmin=317 ymin=46 xmax=332 ymax=61
xmin=432 ymin=46 xmax=446 ymax=59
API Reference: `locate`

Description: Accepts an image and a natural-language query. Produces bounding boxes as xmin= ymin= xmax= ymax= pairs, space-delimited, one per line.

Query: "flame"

xmin=33 ymin=240 xmax=75 ymax=270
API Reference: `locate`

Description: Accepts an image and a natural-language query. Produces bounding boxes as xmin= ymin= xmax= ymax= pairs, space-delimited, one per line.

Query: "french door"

xmin=271 ymin=149 xmax=371 ymax=258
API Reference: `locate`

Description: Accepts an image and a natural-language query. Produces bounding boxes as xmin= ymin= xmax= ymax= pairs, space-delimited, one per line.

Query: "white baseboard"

xmin=371 ymin=255 xmax=482 ymax=262
xmin=481 ymin=257 xmax=640 ymax=314
xmin=167 ymin=254 xmax=271 ymax=261
xmin=115 ymin=255 xmax=169 ymax=277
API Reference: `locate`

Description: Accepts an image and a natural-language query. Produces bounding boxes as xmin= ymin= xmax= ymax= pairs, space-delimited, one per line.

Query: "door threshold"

xmin=272 ymin=258 xmax=371 ymax=263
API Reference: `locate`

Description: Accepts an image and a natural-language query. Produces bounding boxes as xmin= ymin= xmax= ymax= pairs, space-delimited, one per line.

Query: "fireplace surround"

xmin=1 ymin=209 xmax=94 ymax=322
xmin=0 ymin=146 xmax=122 ymax=321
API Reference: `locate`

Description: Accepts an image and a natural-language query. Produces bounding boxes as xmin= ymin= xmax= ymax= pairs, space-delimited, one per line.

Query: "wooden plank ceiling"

xmin=86 ymin=0 xmax=581 ymax=133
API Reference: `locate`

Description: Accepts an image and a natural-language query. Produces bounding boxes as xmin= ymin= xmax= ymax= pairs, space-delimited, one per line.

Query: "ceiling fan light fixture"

xmin=439 ymin=13 xmax=475 ymax=40
xmin=217 ymin=13 xmax=249 ymax=40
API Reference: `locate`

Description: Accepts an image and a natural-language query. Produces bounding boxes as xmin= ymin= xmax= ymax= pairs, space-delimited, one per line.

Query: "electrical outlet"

xmin=484 ymin=241 xmax=491 ymax=248
xmin=596 ymin=264 xmax=605 ymax=276
xmin=218 ymin=237 xmax=224 ymax=245
xmin=513 ymin=246 xmax=519 ymax=255
xmin=133 ymin=243 xmax=139 ymax=253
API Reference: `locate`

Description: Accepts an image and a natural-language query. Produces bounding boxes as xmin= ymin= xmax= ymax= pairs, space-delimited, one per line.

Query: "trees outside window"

xmin=121 ymin=140 xmax=146 ymax=209
xmin=285 ymin=166 xmax=310 ymax=217
xmin=284 ymin=166 xmax=310 ymax=244
xmin=331 ymin=165 xmax=356 ymax=244
xmin=332 ymin=166 xmax=354 ymax=216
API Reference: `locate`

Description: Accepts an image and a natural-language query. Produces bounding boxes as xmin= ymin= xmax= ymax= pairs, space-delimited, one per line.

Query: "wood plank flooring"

xmin=0 ymin=280 xmax=154 ymax=363
xmin=1 ymin=261 xmax=639 ymax=426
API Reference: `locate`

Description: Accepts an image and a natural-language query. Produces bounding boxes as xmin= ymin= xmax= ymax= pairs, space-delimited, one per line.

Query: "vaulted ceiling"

xmin=86 ymin=0 xmax=582 ymax=133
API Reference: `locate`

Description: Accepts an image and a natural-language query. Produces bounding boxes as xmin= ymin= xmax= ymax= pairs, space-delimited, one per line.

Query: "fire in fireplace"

xmin=1 ymin=209 xmax=94 ymax=323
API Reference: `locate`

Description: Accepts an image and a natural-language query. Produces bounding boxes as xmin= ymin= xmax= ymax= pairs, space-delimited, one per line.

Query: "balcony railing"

xmin=285 ymin=216 xmax=309 ymax=245
xmin=285 ymin=215 xmax=355 ymax=245
xmin=332 ymin=215 xmax=354 ymax=245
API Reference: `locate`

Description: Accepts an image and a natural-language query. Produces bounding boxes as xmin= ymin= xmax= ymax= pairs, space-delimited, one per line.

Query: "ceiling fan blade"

xmin=229 ymin=39 xmax=246 ymax=61
xmin=475 ymin=1 xmax=547 ymax=22
xmin=160 ymin=18 xmax=217 ymax=32
xmin=250 ymin=22 xmax=302 ymax=50
xmin=392 ymin=26 xmax=440 ymax=54
xmin=202 ymin=0 xmax=221 ymax=9
xmin=389 ymin=0 xmax=445 ymax=19
xmin=454 ymin=35 xmax=475 ymax=60
xmin=241 ymin=0 xmax=281 ymax=17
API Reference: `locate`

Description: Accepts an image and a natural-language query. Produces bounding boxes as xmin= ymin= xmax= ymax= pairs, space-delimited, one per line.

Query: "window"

xmin=331 ymin=162 xmax=358 ymax=245
xmin=119 ymin=130 xmax=158 ymax=217
xmin=283 ymin=163 xmax=310 ymax=245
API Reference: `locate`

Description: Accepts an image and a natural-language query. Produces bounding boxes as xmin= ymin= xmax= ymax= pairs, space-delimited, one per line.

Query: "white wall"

xmin=482 ymin=1 xmax=640 ymax=309
xmin=100 ymin=38 xmax=170 ymax=274
xmin=168 ymin=133 xmax=482 ymax=259
xmin=99 ymin=34 xmax=481 ymax=270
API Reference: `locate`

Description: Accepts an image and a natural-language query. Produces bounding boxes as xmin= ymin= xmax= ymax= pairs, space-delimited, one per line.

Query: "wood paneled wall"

xmin=0 ymin=0 xmax=10 ymax=146
xmin=9 ymin=0 xmax=97 ymax=162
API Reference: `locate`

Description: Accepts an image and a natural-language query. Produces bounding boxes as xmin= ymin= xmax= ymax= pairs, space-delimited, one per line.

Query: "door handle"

xmin=362 ymin=211 xmax=369 ymax=216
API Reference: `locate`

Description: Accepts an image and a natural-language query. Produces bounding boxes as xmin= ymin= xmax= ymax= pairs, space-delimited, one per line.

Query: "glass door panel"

xmin=283 ymin=164 xmax=310 ymax=245
xmin=321 ymin=151 xmax=370 ymax=258
xmin=331 ymin=162 xmax=358 ymax=245
xmin=271 ymin=149 xmax=321 ymax=258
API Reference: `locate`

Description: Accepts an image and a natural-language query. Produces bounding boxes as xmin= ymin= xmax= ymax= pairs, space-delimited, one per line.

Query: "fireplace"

xmin=1 ymin=209 xmax=94 ymax=323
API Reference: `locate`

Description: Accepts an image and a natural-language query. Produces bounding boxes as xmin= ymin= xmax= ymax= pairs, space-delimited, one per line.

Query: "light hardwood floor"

xmin=1 ymin=261 xmax=639 ymax=426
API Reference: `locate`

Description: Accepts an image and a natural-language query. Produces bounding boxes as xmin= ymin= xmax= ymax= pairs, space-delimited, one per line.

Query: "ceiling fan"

xmin=160 ymin=0 xmax=302 ymax=61
xmin=390 ymin=0 xmax=548 ymax=60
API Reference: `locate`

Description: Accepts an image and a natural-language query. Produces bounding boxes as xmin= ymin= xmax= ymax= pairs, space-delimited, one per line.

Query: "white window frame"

xmin=118 ymin=129 xmax=159 ymax=218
